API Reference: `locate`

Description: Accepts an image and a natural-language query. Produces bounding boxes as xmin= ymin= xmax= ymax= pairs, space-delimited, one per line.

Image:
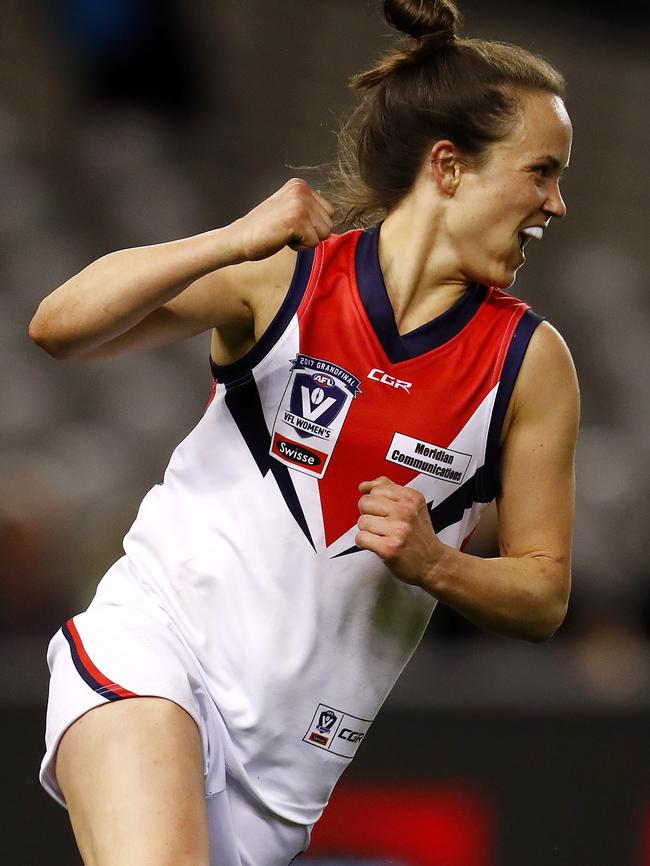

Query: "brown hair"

xmin=330 ymin=0 xmax=566 ymax=227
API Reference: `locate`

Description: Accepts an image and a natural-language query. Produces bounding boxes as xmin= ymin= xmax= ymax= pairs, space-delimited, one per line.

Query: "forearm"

xmin=29 ymin=222 xmax=245 ymax=358
xmin=422 ymin=545 xmax=570 ymax=642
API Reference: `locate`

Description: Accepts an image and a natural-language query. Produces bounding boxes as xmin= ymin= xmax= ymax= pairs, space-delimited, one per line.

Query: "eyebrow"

xmin=534 ymin=155 xmax=570 ymax=173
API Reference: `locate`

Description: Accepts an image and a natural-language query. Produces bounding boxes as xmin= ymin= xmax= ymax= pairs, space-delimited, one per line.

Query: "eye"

xmin=532 ymin=164 xmax=550 ymax=177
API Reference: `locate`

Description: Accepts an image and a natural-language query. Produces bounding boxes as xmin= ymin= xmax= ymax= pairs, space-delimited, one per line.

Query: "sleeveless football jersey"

xmin=117 ymin=224 xmax=541 ymax=823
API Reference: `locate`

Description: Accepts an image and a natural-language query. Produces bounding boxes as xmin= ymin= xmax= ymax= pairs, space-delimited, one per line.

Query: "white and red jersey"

xmin=105 ymin=225 xmax=541 ymax=823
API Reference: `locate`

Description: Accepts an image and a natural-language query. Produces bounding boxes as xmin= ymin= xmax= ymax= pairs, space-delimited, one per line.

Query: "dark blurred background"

xmin=1 ymin=1 xmax=649 ymax=864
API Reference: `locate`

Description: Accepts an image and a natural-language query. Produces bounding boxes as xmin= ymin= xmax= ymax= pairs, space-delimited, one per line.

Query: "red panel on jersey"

xmin=297 ymin=232 xmax=527 ymax=547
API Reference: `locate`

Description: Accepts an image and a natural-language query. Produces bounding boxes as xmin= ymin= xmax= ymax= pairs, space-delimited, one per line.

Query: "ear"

xmin=429 ymin=140 xmax=462 ymax=196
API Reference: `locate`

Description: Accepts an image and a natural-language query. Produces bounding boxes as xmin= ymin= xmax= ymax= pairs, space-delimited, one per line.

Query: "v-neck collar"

xmin=355 ymin=223 xmax=487 ymax=364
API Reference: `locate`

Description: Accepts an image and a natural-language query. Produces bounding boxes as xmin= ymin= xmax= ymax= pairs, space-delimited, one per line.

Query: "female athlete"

xmin=30 ymin=1 xmax=578 ymax=864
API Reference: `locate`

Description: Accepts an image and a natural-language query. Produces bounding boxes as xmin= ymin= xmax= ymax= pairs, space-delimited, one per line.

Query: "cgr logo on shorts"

xmin=303 ymin=702 xmax=372 ymax=759
xmin=338 ymin=727 xmax=365 ymax=744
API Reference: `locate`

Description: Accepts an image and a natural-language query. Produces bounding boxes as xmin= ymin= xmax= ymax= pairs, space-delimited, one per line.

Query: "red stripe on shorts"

xmin=66 ymin=617 xmax=138 ymax=699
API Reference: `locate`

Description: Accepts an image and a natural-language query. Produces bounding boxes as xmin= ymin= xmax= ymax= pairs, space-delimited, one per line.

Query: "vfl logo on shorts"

xmin=316 ymin=709 xmax=337 ymax=734
xmin=270 ymin=354 xmax=361 ymax=478
xmin=303 ymin=703 xmax=372 ymax=759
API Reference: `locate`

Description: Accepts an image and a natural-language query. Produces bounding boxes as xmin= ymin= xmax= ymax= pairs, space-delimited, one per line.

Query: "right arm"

xmin=29 ymin=179 xmax=333 ymax=361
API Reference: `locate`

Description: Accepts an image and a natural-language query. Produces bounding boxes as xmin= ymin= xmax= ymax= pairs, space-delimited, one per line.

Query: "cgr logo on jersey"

xmin=270 ymin=354 xmax=361 ymax=479
xmin=303 ymin=703 xmax=372 ymax=758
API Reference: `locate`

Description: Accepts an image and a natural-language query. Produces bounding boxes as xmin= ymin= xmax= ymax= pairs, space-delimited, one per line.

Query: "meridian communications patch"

xmin=385 ymin=432 xmax=471 ymax=485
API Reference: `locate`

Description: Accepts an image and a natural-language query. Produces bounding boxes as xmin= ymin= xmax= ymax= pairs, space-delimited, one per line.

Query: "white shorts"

xmin=39 ymin=601 xmax=310 ymax=866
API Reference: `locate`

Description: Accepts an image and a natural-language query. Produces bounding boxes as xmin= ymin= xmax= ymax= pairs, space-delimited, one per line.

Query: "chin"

xmin=478 ymin=269 xmax=517 ymax=290
xmin=468 ymin=255 xmax=522 ymax=290
xmin=495 ymin=273 xmax=517 ymax=290
xmin=488 ymin=258 xmax=524 ymax=290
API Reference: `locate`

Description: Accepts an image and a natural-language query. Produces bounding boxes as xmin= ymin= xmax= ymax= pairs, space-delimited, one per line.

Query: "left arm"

xmin=356 ymin=322 xmax=580 ymax=642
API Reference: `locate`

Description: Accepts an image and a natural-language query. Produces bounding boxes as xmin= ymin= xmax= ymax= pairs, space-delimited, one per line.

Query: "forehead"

xmin=494 ymin=91 xmax=572 ymax=163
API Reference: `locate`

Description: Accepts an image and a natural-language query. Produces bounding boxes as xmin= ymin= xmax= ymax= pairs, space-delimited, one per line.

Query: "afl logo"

xmin=313 ymin=373 xmax=335 ymax=388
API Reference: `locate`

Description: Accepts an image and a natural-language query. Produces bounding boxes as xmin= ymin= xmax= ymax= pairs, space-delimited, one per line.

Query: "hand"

xmin=356 ymin=477 xmax=446 ymax=588
xmin=235 ymin=178 xmax=334 ymax=262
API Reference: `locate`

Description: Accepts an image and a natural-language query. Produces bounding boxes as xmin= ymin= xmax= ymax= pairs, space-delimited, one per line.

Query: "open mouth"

xmin=518 ymin=225 xmax=544 ymax=252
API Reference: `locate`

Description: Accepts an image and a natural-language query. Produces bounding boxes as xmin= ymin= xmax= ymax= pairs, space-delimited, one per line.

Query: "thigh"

xmin=56 ymin=696 xmax=211 ymax=866
xmin=41 ymin=606 xmax=217 ymax=805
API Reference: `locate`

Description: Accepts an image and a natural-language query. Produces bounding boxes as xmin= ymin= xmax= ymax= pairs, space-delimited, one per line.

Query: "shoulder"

xmin=509 ymin=320 xmax=580 ymax=434
xmin=516 ymin=321 xmax=578 ymax=403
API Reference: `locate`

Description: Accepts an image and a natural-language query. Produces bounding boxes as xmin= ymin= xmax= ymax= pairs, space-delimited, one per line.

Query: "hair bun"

xmin=383 ymin=0 xmax=462 ymax=44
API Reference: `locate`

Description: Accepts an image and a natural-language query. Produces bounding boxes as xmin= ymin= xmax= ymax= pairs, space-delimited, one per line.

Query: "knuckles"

xmin=382 ymin=538 xmax=403 ymax=562
xmin=358 ymin=486 xmax=426 ymax=524
xmin=282 ymin=206 xmax=310 ymax=231
xmin=355 ymin=529 xmax=373 ymax=551
xmin=393 ymin=521 xmax=409 ymax=544
xmin=405 ymin=488 xmax=425 ymax=506
xmin=400 ymin=491 xmax=426 ymax=521
xmin=358 ymin=494 xmax=372 ymax=513
xmin=286 ymin=177 xmax=309 ymax=191
xmin=393 ymin=499 xmax=421 ymax=524
xmin=285 ymin=180 xmax=313 ymax=208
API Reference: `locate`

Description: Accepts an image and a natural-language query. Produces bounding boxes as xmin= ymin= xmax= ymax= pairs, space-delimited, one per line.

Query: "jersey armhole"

xmin=478 ymin=308 xmax=544 ymax=501
xmin=210 ymin=247 xmax=317 ymax=385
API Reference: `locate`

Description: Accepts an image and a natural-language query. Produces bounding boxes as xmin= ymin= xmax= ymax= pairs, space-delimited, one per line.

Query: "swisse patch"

xmin=386 ymin=432 xmax=471 ymax=485
xmin=303 ymin=703 xmax=372 ymax=759
xmin=271 ymin=434 xmax=325 ymax=468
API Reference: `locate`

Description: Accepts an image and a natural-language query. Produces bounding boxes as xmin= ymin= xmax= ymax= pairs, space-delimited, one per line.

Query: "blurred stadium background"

xmin=1 ymin=0 xmax=649 ymax=863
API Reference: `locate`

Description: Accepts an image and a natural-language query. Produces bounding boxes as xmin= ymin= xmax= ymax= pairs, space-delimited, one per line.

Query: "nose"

xmin=543 ymin=180 xmax=567 ymax=219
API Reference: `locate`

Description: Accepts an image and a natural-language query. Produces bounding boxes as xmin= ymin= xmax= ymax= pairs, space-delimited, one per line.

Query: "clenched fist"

xmin=356 ymin=476 xmax=446 ymax=588
xmin=235 ymin=178 xmax=335 ymax=262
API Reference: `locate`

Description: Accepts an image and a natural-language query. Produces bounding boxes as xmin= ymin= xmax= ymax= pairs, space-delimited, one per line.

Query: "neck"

xmin=379 ymin=200 xmax=471 ymax=335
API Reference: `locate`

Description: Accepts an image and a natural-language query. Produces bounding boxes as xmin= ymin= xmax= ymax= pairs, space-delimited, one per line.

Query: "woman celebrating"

xmin=32 ymin=1 xmax=578 ymax=864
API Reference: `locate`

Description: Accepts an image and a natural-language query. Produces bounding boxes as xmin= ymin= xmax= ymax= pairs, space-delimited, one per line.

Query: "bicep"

xmin=496 ymin=322 xmax=580 ymax=568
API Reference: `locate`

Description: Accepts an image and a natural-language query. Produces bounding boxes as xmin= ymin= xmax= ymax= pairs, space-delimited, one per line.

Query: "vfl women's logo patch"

xmin=270 ymin=354 xmax=361 ymax=478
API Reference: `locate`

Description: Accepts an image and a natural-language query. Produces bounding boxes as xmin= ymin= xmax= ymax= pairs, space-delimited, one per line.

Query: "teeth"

xmin=521 ymin=226 xmax=544 ymax=240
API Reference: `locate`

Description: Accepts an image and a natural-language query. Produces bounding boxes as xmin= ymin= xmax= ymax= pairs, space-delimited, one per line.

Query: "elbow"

xmin=28 ymin=317 xmax=53 ymax=356
xmin=29 ymin=325 xmax=67 ymax=359
xmin=29 ymin=310 xmax=76 ymax=359
xmin=526 ymin=597 xmax=569 ymax=644
xmin=523 ymin=557 xmax=571 ymax=643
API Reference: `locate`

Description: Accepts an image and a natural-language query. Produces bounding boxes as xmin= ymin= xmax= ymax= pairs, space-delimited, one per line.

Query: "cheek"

xmin=479 ymin=185 xmax=519 ymax=229
xmin=457 ymin=200 xmax=502 ymax=240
